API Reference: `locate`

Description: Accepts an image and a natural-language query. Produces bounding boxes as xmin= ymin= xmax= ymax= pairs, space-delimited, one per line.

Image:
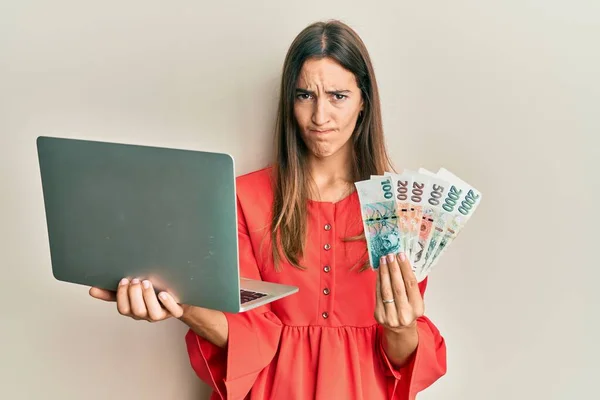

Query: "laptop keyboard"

xmin=240 ymin=289 xmax=268 ymax=304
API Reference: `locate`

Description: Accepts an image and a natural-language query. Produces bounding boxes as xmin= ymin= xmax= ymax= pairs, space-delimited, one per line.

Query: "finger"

xmin=157 ymin=292 xmax=184 ymax=319
xmin=397 ymin=253 xmax=423 ymax=312
xmin=89 ymin=287 xmax=116 ymax=302
xmin=116 ymin=278 xmax=132 ymax=315
xmin=128 ymin=279 xmax=148 ymax=319
xmin=388 ymin=253 xmax=409 ymax=305
xmin=141 ymin=280 xmax=168 ymax=321
xmin=378 ymin=255 xmax=399 ymax=324
xmin=374 ymin=272 xmax=385 ymax=322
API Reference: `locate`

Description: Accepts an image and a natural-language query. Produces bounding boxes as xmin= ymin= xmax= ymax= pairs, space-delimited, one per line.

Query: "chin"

xmin=312 ymin=150 xmax=336 ymax=159
xmin=306 ymin=142 xmax=343 ymax=159
xmin=301 ymin=132 xmax=352 ymax=159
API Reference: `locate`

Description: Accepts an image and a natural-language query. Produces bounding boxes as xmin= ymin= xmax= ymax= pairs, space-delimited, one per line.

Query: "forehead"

xmin=297 ymin=57 xmax=358 ymax=89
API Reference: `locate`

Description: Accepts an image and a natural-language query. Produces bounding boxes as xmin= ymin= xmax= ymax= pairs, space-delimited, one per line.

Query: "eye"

xmin=296 ymin=93 xmax=312 ymax=100
xmin=333 ymin=94 xmax=347 ymax=101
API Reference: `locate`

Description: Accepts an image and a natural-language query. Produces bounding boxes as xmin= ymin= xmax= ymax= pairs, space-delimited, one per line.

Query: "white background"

xmin=1 ymin=1 xmax=598 ymax=399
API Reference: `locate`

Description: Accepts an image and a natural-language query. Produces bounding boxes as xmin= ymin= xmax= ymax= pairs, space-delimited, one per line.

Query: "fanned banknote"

xmin=420 ymin=168 xmax=483 ymax=277
xmin=356 ymin=167 xmax=482 ymax=281
xmin=416 ymin=179 xmax=463 ymax=276
xmin=384 ymin=171 xmax=414 ymax=258
xmin=410 ymin=171 xmax=450 ymax=278
xmin=355 ymin=176 xmax=403 ymax=270
xmin=398 ymin=170 xmax=428 ymax=261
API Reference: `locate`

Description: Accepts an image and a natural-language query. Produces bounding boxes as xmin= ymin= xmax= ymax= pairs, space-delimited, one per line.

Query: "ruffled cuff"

xmin=186 ymin=310 xmax=283 ymax=400
xmin=378 ymin=316 xmax=447 ymax=399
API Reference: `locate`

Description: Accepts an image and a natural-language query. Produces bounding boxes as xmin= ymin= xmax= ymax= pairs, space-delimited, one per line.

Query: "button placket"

xmin=320 ymin=205 xmax=334 ymax=322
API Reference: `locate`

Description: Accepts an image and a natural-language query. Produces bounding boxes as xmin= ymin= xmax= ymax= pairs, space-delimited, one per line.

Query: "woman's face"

xmin=294 ymin=57 xmax=363 ymax=159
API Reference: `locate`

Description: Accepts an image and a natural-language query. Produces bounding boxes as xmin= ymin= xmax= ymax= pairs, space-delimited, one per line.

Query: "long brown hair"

xmin=271 ymin=20 xmax=393 ymax=270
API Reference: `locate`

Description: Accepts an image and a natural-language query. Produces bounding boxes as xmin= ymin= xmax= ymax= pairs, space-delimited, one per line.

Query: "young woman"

xmin=91 ymin=19 xmax=447 ymax=400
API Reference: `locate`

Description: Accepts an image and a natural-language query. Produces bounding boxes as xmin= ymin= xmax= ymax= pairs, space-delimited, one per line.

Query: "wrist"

xmin=180 ymin=305 xmax=211 ymax=329
xmin=179 ymin=304 xmax=194 ymax=322
xmin=384 ymin=321 xmax=418 ymax=337
xmin=179 ymin=305 xmax=229 ymax=348
xmin=382 ymin=322 xmax=419 ymax=368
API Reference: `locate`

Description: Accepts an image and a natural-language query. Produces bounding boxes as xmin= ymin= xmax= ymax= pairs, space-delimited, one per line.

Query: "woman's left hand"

xmin=374 ymin=252 xmax=424 ymax=333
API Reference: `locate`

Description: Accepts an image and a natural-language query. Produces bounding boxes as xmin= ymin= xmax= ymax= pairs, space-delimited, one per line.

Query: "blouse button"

xmin=324 ymin=243 xmax=331 ymax=250
xmin=323 ymin=266 xmax=330 ymax=273
xmin=324 ymin=224 xmax=331 ymax=231
xmin=323 ymin=288 xmax=330 ymax=295
xmin=322 ymin=312 xmax=329 ymax=319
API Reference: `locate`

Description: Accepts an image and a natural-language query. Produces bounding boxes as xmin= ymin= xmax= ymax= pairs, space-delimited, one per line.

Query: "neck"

xmin=306 ymin=142 xmax=354 ymax=201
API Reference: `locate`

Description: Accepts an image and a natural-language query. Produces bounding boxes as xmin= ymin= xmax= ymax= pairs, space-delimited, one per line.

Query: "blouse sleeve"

xmin=185 ymin=196 xmax=283 ymax=400
xmin=376 ymin=277 xmax=448 ymax=400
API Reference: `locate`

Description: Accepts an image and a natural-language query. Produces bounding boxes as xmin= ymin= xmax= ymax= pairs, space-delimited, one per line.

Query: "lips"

xmin=309 ymin=129 xmax=335 ymax=134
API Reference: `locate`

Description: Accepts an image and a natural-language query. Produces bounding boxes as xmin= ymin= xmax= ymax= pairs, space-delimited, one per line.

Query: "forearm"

xmin=180 ymin=305 xmax=229 ymax=348
xmin=382 ymin=323 xmax=419 ymax=368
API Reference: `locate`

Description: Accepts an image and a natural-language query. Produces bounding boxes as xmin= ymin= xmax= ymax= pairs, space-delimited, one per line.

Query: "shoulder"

xmin=236 ymin=165 xmax=274 ymax=196
xmin=235 ymin=165 xmax=275 ymax=214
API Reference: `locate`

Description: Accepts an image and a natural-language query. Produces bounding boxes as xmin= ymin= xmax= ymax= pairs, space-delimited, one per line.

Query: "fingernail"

xmin=131 ymin=278 xmax=140 ymax=284
xmin=399 ymin=252 xmax=406 ymax=262
xmin=159 ymin=292 xmax=168 ymax=301
xmin=119 ymin=278 xmax=129 ymax=286
xmin=387 ymin=254 xmax=395 ymax=263
xmin=380 ymin=256 xmax=387 ymax=264
xmin=142 ymin=280 xmax=150 ymax=289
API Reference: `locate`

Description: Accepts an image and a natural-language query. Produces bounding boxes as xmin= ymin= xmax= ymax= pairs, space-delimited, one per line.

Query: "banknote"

xmin=416 ymin=179 xmax=463 ymax=276
xmin=421 ymin=168 xmax=483 ymax=275
xmin=410 ymin=171 xmax=450 ymax=278
xmin=355 ymin=176 xmax=403 ymax=270
xmin=401 ymin=170 xmax=429 ymax=262
xmin=384 ymin=171 xmax=413 ymax=258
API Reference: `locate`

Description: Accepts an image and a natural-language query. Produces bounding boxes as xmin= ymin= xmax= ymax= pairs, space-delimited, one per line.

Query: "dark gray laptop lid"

xmin=36 ymin=136 xmax=242 ymax=312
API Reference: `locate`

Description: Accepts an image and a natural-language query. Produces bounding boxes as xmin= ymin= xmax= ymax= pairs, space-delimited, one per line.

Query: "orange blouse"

xmin=185 ymin=167 xmax=447 ymax=400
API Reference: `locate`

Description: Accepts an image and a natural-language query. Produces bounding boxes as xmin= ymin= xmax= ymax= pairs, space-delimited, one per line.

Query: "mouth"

xmin=309 ymin=129 xmax=335 ymax=135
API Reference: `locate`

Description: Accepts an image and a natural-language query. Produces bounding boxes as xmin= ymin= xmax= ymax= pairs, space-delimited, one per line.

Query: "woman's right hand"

xmin=89 ymin=278 xmax=185 ymax=322
xmin=90 ymin=278 xmax=229 ymax=347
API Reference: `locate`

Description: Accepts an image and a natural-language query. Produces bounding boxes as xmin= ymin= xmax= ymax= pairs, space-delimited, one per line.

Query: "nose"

xmin=311 ymin=97 xmax=330 ymax=126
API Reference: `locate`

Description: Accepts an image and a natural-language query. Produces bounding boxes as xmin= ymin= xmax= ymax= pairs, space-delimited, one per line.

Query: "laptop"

xmin=36 ymin=136 xmax=298 ymax=313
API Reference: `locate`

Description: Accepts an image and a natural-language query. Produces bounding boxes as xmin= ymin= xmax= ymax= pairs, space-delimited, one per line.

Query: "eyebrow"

xmin=295 ymin=88 xmax=352 ymax=95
